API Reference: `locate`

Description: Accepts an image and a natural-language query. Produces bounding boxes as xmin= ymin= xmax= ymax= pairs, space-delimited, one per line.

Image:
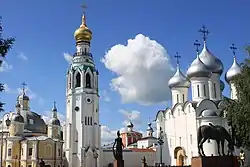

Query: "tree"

xmin=0 ymin=16 xmax=15 ymax=112
xmin=225 ymin=45 xmax=250 ymax=149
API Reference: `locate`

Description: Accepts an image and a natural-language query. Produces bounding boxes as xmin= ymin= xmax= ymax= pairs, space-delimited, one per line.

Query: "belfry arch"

xmin=174 ymin=146 xmax=187 ymax=166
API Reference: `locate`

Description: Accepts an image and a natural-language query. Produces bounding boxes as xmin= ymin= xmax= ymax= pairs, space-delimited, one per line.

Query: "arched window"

xmin=86 ymin=73 xmax=91 ymax=88
xmin=75 ymin=72 xmax=81 ymax=88
xmin=68 ymin=74 xmax=71 ymax=89
xmin=46 ymin=145 xmax=52 ymax=157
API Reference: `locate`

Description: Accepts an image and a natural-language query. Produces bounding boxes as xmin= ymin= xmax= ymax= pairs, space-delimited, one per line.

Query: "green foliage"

xmin=0 ymin=16 xmax=15 ymax=112
xmin=225 ymin=45 xmax=250 ymax=149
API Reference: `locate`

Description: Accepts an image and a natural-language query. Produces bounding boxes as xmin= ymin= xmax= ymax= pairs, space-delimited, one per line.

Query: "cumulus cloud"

xmin=101 ymin=34 xmax=174 ymax=105
xmin=100 ymin=90 xmax=111 ymax=102
xmin=119 ymin=109 xmax=141 ymax=127
xmin=63 ymin=53 xmax=73 ymax=64
xmin=17 ymin=52 xmax=28 ymax=61
xmin=0 ymin=61 xmax=13 ymax=72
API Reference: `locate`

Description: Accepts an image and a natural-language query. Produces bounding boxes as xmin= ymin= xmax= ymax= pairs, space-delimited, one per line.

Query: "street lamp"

xmin=158 ymin=127 xmax=164 ymax=167
xmin=0 ymin=113 xmax=11 ymax=167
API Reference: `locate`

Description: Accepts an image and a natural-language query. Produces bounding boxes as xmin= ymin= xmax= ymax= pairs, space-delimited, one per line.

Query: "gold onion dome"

xmin=74 ymin=14 xmax=92 ymax=43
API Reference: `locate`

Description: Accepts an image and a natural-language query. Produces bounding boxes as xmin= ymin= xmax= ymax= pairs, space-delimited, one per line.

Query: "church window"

xmin=88 ymin=117 xmax=90 ymax=125
xmin=28 ymin=148 xmax=32 ymax=156
xmin=90 ymin=117 xmax=93 ymax=125
xmin=58 ymin=149 xmax=61 ymax=156
xmin=85 ymin=117 xmax=87 ymax=125
xmin=68 ymin=74 xmax=72 ymax=89
xmin=203 ymin=85 xmax=206 ymax=96
xmin=182 ymin=94 xmax=185 ymax=102
xmin=190 ymin=134 xmax=193 ymax=145
xmin=179 ymin=137 xmax=182 ymax=146
xmin=75 ymin=72 xmax=81 ymax=88
xmin=84 ymin=48 xmax=87 ymax=54
xmin=21 ymin=148 xmax=24 ymax=155
xmin=176 ymin=94 xmax=179 ymax=103
xmin=197 ymin=85 xmax=200 ymax=97
xmin=86 ymin=73 xmax=91 ymax=88
xmin=29 ymin=119 xmax=34 ymax=124
xmin=46 ymin=146 xmax=52 ymax=156
xmin=8 ymin=148 xmax=11 ymax=156
xmin=178 ymin=109 xmax=180 ymax=116
xmin=188 ymin=105 xmax=191 ymax=113
xmin=214 ymin=83 xmax=216 ymax=98
xmin=8 ymin=165 xmax=11 ymax=167
xmin=28 ymin=165 xmax=32 ymax=167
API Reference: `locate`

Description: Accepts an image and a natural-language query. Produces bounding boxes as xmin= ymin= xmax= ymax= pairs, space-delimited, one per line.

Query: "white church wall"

xmin=102 ymin=150 xmax=156 ymax=167
xmin=208 ymin=73 xmax=222 ymax=101
xmin=190 ymin=77 xmax=210 ymax=102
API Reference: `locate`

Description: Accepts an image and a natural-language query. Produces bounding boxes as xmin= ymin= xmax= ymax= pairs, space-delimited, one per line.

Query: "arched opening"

xmin=75 ymin=72 xmax=81 ymax=88
xmin=86 ymin=73 xmax=91 ymax=88
xmin=8 ymin=165 xmax=11 ymax=167
xmin=174 ymin=147 xmax=186 ymax=166
xmin=68 ymin=73 xmax=71 ymax=89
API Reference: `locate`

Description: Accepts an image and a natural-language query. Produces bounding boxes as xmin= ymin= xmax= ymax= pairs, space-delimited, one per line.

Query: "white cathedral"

xmin=155 ymin=29 xmax=242 ymax=166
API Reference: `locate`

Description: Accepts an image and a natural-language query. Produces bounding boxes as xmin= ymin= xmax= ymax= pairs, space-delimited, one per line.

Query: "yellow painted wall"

xmin=38 ymin=141 xmax=55 ymax=159
xmin=4 ymin=141 xmax=21 ymax=167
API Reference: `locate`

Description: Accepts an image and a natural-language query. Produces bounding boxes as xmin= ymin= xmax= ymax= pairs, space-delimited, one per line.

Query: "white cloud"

xmin=101 ymin=34 xmax=174 ymax=105
xmin=101 ymin=125 xmax=126 ymax=145
xmin=119 ymin=109 xmax=142 ymax=128
xmin=0 ymin=61 xmax=13 ymax=72
xmin=100 ymin=90 xmax=111 ymax=102
xmin=17 ymin=52 xmax=28 ymax=61
xmin=63 ymin=53 xmax=73 ymax=64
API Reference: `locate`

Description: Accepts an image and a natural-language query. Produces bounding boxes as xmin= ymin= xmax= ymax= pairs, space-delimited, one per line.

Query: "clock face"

xmin=86 ymin=97 xmax=92 ymax=103
xmin=75 ymin=106 xmax=80 ymax=111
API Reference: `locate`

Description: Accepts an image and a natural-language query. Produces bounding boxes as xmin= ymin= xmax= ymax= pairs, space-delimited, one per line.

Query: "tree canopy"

xmin=225 ymin=45 xmax=250 ymax=149
xmin=0 ymin=16 xmax=15 ymax=112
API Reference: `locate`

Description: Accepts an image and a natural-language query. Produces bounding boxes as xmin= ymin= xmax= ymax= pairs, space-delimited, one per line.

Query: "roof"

xmin=129 ymin=148 xmax=155 ymax=152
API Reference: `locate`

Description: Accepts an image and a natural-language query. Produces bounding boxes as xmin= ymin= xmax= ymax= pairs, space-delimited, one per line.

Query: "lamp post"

xmin=158 ymin=127 xmax=164 ymax=167
xmin=0 ymin=113 xmax=11 ymax=167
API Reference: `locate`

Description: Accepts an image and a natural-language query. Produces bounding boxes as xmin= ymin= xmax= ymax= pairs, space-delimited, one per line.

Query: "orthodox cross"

xmin=53 ymin=100 xmax=57 ymax=108
xmin=199 ymin=25 xmax=210 ymax=42
xmin=174 ymin=52 xmax=181 ymax=65
xmin=81 ymin=3 xmax=87 ymax=15
xmin=230 ymin=44 xmax=237 ymax=57
xmin=21 ymin=82 xmax=27 ymax=94
xmin=194 ymin=40 xmax=201 ymax=53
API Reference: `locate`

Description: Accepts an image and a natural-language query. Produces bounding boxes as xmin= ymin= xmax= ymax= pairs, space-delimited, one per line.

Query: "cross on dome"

xmin=194 ymin=40 xmax=201 ymax=53
xmin=174 ymin=52 xmax=181 ymax=65
xmin=230 ymin=44 xmax=237 ymax=57
xmin=21 ymin=82 xmax=27 ymax=94
xmin=199 ymin=25 xmax=210 ymax=42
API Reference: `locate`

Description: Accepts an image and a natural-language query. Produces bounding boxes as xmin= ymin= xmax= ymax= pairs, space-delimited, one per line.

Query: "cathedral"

xmin=155 ymin=27 xmax=242 ymax=166
xmin=0 ymin=86 xmax=64 ymax=167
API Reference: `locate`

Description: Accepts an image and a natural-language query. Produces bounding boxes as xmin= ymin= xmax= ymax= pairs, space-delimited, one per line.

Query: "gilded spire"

xmin=80 ymin=4 xmax=88 ymax=28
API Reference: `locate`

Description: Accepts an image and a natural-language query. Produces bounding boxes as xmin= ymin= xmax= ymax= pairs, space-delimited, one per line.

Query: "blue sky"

xmin=1 ymin=0 xmax=250 ymax=143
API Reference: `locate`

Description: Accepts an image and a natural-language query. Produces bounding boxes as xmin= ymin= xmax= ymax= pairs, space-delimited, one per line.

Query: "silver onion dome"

xmin=199 ymin=42 xmax=224 ymax=75
xmin=225 ymin=57 xmax=242 ymax=83
xmin=168 ymin=65 xmax=190 ymax=89
xmin=187 ymin=54 xmax=211 ymax=78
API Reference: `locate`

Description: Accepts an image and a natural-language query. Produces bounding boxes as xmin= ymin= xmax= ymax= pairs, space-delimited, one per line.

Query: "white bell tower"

xmin=64 ymin=7 xmax=101 ymax=167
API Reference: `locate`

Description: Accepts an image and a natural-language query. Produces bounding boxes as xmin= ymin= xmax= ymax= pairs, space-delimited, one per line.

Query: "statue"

xmin=39 ymin=158 xmax=45 ymax=167
xmin=197 ymin=123 xmax=234 ymax=156
xmin=113 ymin=131 xmax=124 ymax=161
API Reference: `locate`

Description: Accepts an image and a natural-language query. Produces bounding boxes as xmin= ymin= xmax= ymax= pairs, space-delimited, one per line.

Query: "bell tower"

xmin=64 ymin=4 xmax=100 ymax=167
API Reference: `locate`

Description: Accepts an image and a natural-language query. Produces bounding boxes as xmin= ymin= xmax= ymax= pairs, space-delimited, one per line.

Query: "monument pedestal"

xmin=113 ymin=160 xmax=124 ymax=167
xmin=191 ymin=156 xmax=239 ymax=167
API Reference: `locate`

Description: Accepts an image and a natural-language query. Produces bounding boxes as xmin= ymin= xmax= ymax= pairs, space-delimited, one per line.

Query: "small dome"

xmin=74 ymin=15 xmax=92 ymax=43
xmin=127 ymin=121 xmax=134 ymax=128
xmin=168 ymin=65 xmax=190 ymax=89
xmin=11 ymin=113 xmax=24 ymax=123
xmin=201 ymin=109 xmax=218 ymax=117
xmin=220 ymin=80 xmax=225 ymax=91
xmin=50 ymin=118 xmax=60 ymax=126
xmin=225 ymin=57 xmax=242 ymax=83
xmin=199 ymin=42 xmax=224 ymax=75
xmin=187 ymin=55 xmax=211 ymax=78
xmin=18 ymin=93 xmax=29 ymax=101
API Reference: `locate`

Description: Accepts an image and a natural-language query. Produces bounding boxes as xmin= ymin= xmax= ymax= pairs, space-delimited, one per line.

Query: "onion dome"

xmin=225 ymin=56 xmax=242 ymax=83
xmin=17 ymin=92 xmax=29 ymax=101
xmin=50 ymin=101 xmax=60 ymax=126
xmin=187 ymin=54 xmax=211 ymax=78
xmin=168 ymin=64 xmax=190 ymax=89
xmin=11 ymin=113 xmax=24 ymax=123
xmin=74 ymin=14 xmax=92 ymax=43
xmin=220 ymin=80 xmax=225 ymax=91
xmin=147 ymin=122 xmax=154 ymax=132
xmin=199 ymin=42 xmax=224 ymax=75
xmin=127 ymin=121 xmax=134 ymax=128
